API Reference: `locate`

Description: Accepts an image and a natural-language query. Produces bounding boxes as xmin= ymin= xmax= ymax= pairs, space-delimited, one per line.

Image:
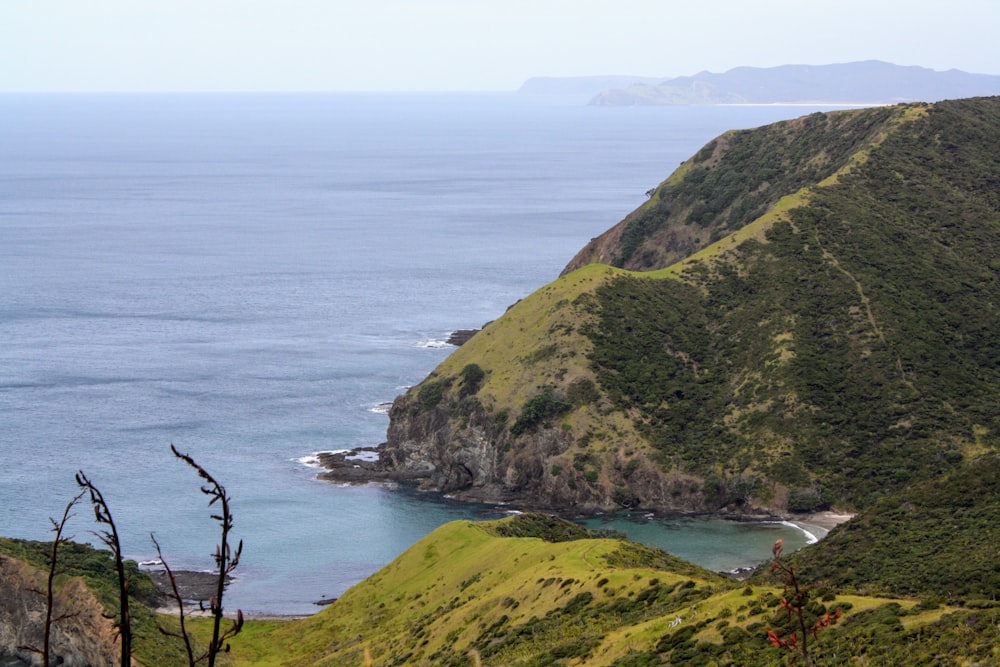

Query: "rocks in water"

xmin=446 ymin=329 xmax=480 ymax=346
xmin=146 ymin=569 xmax=231 ymax=606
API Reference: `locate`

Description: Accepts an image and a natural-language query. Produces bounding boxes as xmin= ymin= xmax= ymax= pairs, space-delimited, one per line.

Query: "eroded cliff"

xmin=0 ymin=555 xmax=119 ymax=667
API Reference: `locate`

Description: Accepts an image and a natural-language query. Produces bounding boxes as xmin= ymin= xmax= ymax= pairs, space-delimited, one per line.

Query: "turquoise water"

xmin=578 ymin=514 xmax=812 ymax=574
xmin=1 ymin=93 xmax=835 ymax=614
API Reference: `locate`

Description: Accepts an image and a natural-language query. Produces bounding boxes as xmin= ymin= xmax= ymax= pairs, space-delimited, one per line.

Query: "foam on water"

xmin=780 ymin=520 xmax=820 ymax=544
xmin=414 ymin=339 xmax=452 ymax=349
xmin=294 ymin=451 xmax=347 ymax=469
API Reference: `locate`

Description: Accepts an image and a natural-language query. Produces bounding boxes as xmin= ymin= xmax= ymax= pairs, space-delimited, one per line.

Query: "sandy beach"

xmin=789 ymin=510 xmax=856 ymax=542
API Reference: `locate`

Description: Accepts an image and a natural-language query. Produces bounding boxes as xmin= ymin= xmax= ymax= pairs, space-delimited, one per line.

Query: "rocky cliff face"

xmin=370 ymin=382 xmax=749 ymax=514
xmin=0 ymin=555 xmax=119 ymax=667
xmin=381 ymin=392 xmax=575 ymax=506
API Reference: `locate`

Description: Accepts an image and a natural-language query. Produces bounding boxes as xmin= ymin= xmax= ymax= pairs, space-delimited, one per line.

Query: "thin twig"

xmin=76 ymin=471 xmax=132 ymax=666
xmin=171 ymin=444 xmax=244 ymax=666
xmin=19 ymin=492 xmax=84 ymax=667
xmin=152 ymin=533 xmax=197 ymax=666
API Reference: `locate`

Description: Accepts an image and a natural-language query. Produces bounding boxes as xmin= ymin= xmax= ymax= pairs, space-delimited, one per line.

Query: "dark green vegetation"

xmin=786 ymin=453 xmax=1000 ymax=602
xmin=610 ymin=106 xmax=897 ymax=269
xmin=585 ymin=97 xmax=1000 ymax=509
xmin=509 ymin=389 xmax=573 ymax=436
xmin=479 ymin=511 xmax=594 ymax=541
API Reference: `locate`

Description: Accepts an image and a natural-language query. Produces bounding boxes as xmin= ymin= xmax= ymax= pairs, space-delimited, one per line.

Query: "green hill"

xmin=369 ymin=96 xmax=1000 ymax=515
xmin=5 ymin=511 xmax=1000 ymax=665
xmin=224 ymin=513 xmax=997 ymax=665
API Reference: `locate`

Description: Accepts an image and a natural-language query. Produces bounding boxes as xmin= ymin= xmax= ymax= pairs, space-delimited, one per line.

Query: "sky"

xmin=1 ymin=0 xmax=998 ymax=92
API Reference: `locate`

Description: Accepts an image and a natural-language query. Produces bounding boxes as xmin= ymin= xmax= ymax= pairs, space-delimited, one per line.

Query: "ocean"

xmin=1 ymin=93 xmax=837 ymax=615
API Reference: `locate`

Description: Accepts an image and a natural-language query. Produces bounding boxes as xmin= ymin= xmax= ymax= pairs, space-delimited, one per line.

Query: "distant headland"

xmin=519 ymin=60 xmax=1000 ymax=105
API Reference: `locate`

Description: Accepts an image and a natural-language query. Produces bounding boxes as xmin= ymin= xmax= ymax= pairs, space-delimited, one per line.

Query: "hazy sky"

xmin=2 ymin=0 xmax=998 ymax=92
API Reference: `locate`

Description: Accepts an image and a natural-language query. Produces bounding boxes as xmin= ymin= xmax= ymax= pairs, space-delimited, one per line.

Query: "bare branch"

xmin=151 ymin=533 xmax=197 ymax=667
xmin=26 ymin=491 xmax=85 ymax=667
xmin=171 ymin=444 xmax=244 ymax=666
xmin=76 ymin=470 xmax=132 ymax=666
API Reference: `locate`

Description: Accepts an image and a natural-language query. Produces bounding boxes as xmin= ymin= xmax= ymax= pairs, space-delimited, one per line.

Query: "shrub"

xmin=510 ymin=390 xmax=572 ymax=436
xmin=418 ymin=376 xmax=451 ymax=409
xmin=459 ymin=363 xmax=486 ymax=394
xmin=566 ymin=377 xmax=600 ymax=405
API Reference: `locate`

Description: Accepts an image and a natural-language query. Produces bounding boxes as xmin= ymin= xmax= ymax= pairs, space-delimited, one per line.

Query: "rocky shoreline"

xmin=314 ymin=446 xmax=855 ymax=537
xmin=145 ymin=568 xmax=230 ymax=609
xmin=315 ymin=446 xmax=418 ymax=484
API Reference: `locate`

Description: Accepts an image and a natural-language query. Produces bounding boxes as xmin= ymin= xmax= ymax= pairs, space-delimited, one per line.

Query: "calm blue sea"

xmin=1 ymin=93 xmax=836 ymax=615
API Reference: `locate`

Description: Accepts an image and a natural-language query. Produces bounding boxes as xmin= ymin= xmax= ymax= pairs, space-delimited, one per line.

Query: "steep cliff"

xmin=368 ymin=97 xmax=1000 ymax=514
xmin=0 ymin=555 xmax=120 ymax=667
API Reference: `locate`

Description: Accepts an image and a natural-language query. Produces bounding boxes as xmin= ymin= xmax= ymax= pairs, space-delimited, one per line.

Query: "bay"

xmin=1 ymin=93 xmax=835 ymax=614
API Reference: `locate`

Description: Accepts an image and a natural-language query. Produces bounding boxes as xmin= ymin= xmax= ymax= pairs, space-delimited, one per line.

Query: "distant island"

xmin=519 ymin=60 xmax=1000 ymax=105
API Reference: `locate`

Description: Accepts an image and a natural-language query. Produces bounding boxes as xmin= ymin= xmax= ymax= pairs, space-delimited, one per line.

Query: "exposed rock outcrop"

xmin=0 ymin=555 xmax=119 ymax=667
xmin=321 ymin=389 xmax=753 ymax=515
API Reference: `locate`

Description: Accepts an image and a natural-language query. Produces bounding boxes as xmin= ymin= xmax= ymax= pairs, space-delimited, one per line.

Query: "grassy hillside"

xmin=385 ymin=96 xmax=1000 ymax=514
xmin=5 ymin=512 xmax=999 ymax=665
xmin=220 ymin=514 xmax=996 ymax=666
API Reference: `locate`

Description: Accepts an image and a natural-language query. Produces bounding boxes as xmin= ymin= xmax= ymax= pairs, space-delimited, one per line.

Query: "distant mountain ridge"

xmin=520 ymin=61 xmax=1000 ymax=105
xmin=516 ymin=74 xmax=664 ymax=100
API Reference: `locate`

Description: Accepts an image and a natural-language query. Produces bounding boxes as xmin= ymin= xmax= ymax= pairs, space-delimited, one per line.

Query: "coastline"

xmin=144 ymin=508 xmax=855 ymax=621
xmin=309 ymin=446 xmax=859 ymax=540
xmin=787 ymin=510 xmax=855 ymax=541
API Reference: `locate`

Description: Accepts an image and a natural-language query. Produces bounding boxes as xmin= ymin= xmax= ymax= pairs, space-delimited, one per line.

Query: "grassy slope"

xmin=4 ymin=515 xmax=998 ymax=665
xmin=224 ymin=515 xmax=988 ymax=666
xmin=434 ymin=263 xmax=627 ymax=414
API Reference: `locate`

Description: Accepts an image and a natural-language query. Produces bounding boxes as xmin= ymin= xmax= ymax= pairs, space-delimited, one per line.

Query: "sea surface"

xmin=1 ymin=93 xmax=840 ymax=615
